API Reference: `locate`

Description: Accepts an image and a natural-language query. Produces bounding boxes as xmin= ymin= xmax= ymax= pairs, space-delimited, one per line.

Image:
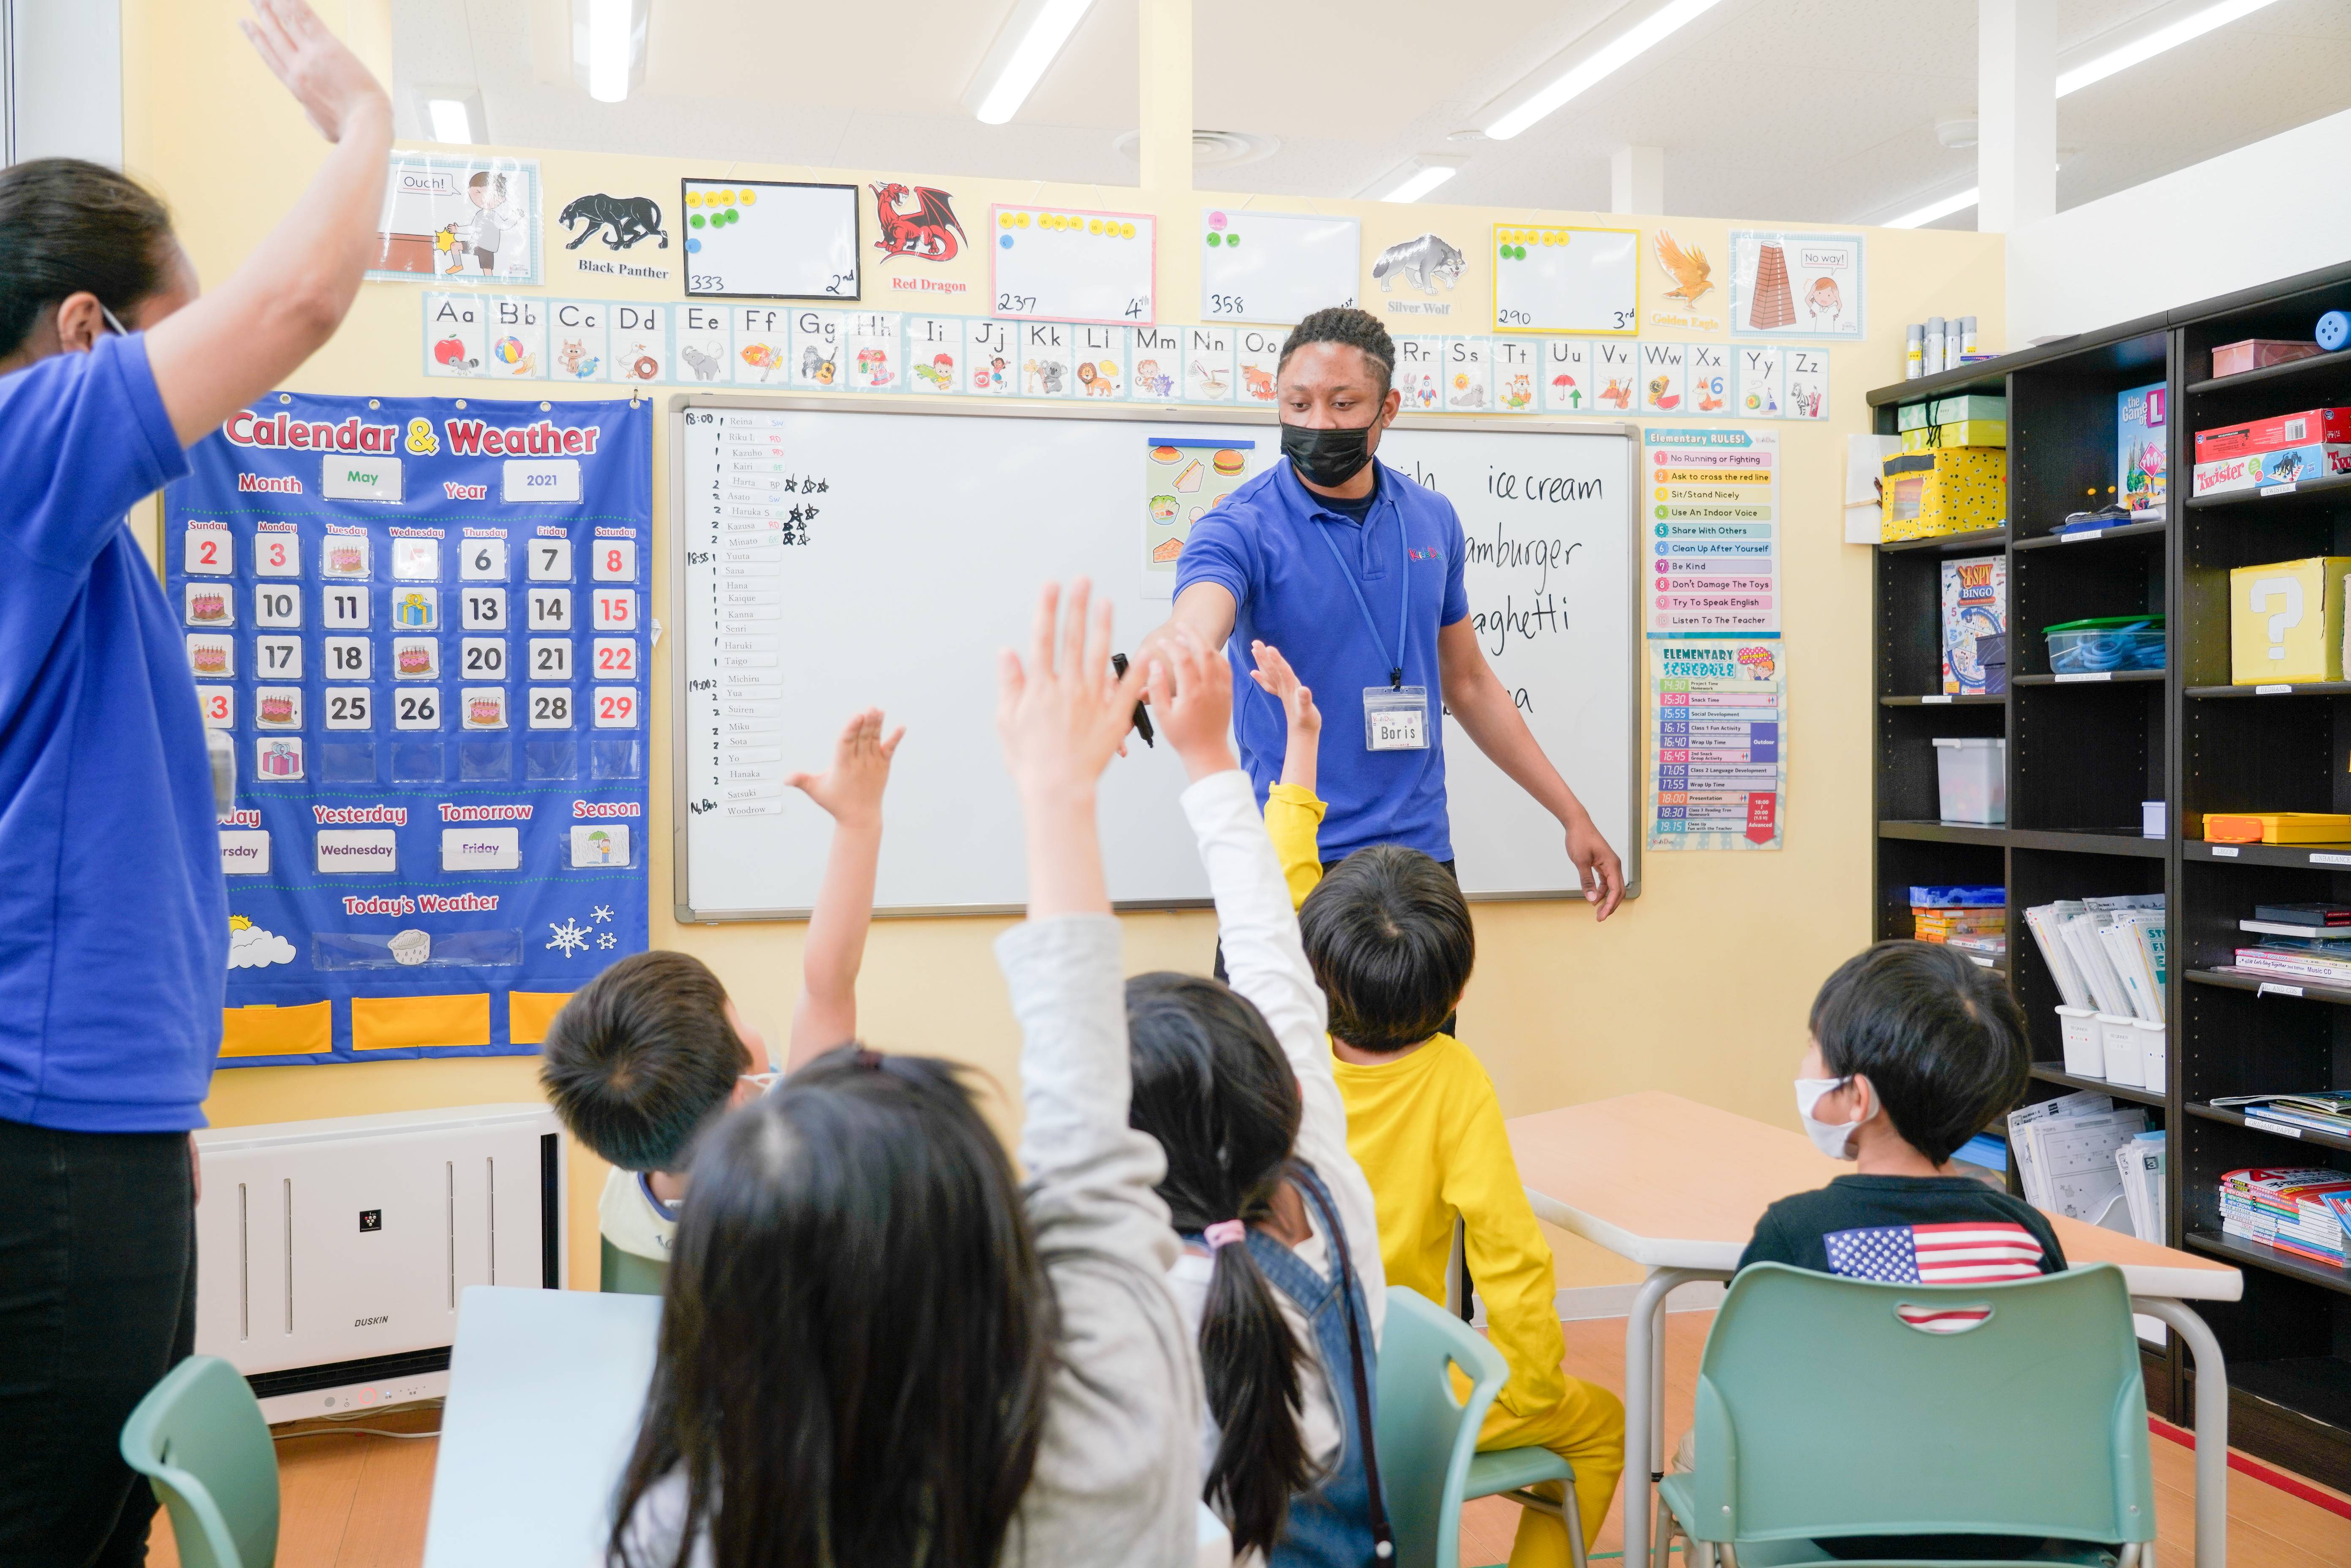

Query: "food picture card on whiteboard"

xmin=1730 ymin=230 xmax=1863 ymax=339
xmin=373 ymin=153 xmax=541 ymax=286
xmin=681 ymin=180 xmax=860 ymax=301
xmin=1200 ymin=208 xmax=1360 ymax=325
xmin=990 ymin=205 xmax=1154 ymax=326
xmin=1491 ymin=224 xmax=1638 ymax=336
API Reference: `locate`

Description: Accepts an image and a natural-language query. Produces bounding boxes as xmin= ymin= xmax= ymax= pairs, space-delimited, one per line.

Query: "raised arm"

xmin=1249 ymin=640 xmax=1326 ymax=908
xmin=1131 ymin=579 xmax=1237 ymax=682
xmin=782 ymin=708 xmax=902 ymax=1067
xmin=1436 ymin=615 xmax=1624 ymax=919
xmin=994 ymin=579 xmax=1151 ymax=1178
xmin=142 ymin=0 xmax=392 ymax=445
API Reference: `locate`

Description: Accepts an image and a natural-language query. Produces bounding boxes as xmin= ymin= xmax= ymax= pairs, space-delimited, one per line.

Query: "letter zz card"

xmin=166 ymin=394 xmax=652 ymax=1064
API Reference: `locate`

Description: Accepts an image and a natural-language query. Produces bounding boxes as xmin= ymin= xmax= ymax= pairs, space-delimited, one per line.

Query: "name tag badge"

xmin=1364 ymin=685 xmax=1431 ymax=751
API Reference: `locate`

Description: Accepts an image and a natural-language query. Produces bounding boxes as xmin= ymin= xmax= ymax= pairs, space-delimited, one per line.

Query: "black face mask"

xmin=1281 ymin=418 xmax=1377 ymax=489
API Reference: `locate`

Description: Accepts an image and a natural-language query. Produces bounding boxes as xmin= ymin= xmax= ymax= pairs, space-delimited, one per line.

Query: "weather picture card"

xmin=990 ymin=204 xmax=1156 ymax=326
xmin=682 ymin=179 xmax=860 ymax=302
xmin=1730 ymin=230 xmax=1864 ymax=340
xmin=167 ymin=392 xmax=652 ymax=1064
xmin=1143 ymin=435 xmax=1258 ymax=597
xmin=1491 ymin=224 xmax=1638 ymax=336
xmin=373 ymin=153 xmax=541 ymax=286
xmin=1200 ymin=208 xmax=1361 ymax=326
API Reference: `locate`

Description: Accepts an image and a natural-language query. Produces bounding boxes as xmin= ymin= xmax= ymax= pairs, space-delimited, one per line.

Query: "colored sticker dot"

xmin=1225 ymin=233 xmax=1238 ymax=247
xmin=999 ymin=212 xmax=1015 ymax=228
xmin=1124 ymin=223 xmax=1137 ymax=238
xmin=1016 ymin=212 xmax=1029 ymax=227
xmin=727 ymin=208 xmax=742 ymax=225
xmin=1000 ymin=234 xmax=1013 ymax=248
xmin=1209 ymin=211 xmax=1227 ymax=229
xmin=685 ymin=191 xmax=702 ymax=207
xmin=686 ymin=236 xmax=701 ymax=253
xmin=738 ymin=189 xmax=754 ymax=203
xmin=1089 ymin=219 xmax=1102 ymax=234
xmin=740 ymin=189 xmax=756 ymax=204
xmin=1206 ymin=232 xmax=1222 ymax=247
xmin=718 ymin=191 xmax=734 ymax=206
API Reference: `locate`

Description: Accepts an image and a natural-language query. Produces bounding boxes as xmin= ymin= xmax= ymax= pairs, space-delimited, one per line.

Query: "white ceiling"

xmin=393 ymin=0 xmax=2351 ymax=228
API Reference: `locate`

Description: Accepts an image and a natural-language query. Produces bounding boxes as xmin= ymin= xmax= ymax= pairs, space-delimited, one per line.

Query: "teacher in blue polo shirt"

xmin=0 ymin=5 xmax=392 ymax=1563
xmin=1140 ymin=306 xmax=1624 ymax=916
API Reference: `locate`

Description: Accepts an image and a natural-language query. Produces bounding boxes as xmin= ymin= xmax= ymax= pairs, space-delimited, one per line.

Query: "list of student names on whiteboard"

xmin=680 ymin=409 xmax=813 ymax=818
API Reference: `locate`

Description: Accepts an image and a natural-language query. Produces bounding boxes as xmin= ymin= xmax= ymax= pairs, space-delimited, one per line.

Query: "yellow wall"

xmin=125 ymin=0 xmax=2003 ymax=1292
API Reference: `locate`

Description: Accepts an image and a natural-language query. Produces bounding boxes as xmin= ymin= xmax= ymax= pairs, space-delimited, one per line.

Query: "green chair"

xmin=600 ymin=1235 xmax=669 ymax=1296
xmin=118 ymin=1355 xmax=278 ymax=1568
xmin=1656 ymin=1263 xmax=2154 ymax=1568
xmin=1376 ymin=1285 xmax=1587 ymax=1568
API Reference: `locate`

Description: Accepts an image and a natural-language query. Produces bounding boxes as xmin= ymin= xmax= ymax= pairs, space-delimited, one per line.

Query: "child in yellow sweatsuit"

xmin=1249 ymin=642 xmax=1624 ymax=1567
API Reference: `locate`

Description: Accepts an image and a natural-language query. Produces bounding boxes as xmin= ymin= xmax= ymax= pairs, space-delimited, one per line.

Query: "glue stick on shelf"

xmin=1906 ymin=324 xmax=1925 ymax=380
xmin=1962 ymin=315 xmax=1980 ymax=358
xmin=1945 ymin=317 xmax=1964 ymax=369
xmin=1924 ymin=316 xmax=1946 ymax=376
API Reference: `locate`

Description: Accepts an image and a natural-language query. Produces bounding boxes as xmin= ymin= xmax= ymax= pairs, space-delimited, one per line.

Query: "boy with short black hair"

xmin=540 ymin=709 xmax=901 ymax=1263
xmin=1294 ymin=813 xmax=1623 ymax=1568
xmin=1741 ymin=938 xmax=2063 ymax=1281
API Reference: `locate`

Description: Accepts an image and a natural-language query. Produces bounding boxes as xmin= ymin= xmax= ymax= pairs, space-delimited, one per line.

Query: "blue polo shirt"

xmin=1177 ymin=458 xmax=1469 ymax=861
xmin=0 ymin=335 xmax=225 ymax=1132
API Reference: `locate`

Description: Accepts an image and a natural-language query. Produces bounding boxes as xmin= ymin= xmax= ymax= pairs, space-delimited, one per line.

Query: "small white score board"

xmin=1492 ymin=224 xmax=1639 ymax=336
xmin=990 ymin=204 xmax=1156 ymax=326
xmin=1200 ymin=209 xmax=1361 ymax=325
xmin=681 ymin=179 xmax=860 ymax=302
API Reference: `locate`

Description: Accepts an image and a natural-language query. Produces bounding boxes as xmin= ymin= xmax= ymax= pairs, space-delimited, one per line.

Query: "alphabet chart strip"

xmin=420 ymin=297 xmax=1829 ymax=420
xmin=167 ymin=394 xmax=652 ymax=1065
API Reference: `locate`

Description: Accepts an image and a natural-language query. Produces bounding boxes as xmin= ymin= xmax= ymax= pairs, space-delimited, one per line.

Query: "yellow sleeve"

xmin=1263 ymin=783 xmax=1326 ymax=910
xmin=1441 ymin=1061 xmax=1567 ymax=1416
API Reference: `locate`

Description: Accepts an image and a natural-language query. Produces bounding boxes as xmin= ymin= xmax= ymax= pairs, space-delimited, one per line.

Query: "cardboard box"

xmin=1881 ymin=448 xmax=2005 ymax=541
xmin=2211 ymin=339 xmax=2324 ymax=378
xmin=1929 ymin=394 xmax=2006 ymax=425
xmin=1901 ymin=426 xmax=1937 ymax=453
xmin=2193 ymin=443 xmax=2351 ymax=498
xmin=2194 ymin=408 xmax=2351 ymax=462
xmin=2230 ymin=556 xmax=2351 ymax=683
xmin=1896 ymin=401 xmax=1934 ymax=432
xmin=2117 ymin=382 xmax=2167 ymax=517
xmin=1940 ymin=554 xmax=2006 ymax=695
xmin=1937 ymin=419 xmax=2006 ymax=448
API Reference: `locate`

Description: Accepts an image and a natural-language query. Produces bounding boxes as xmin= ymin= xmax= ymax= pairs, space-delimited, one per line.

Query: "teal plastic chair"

xmin=1376 ymin=1285 xmax=1586 ymax=1568
xmin=118 ymin=1355 xmax=279 ymax=1568
xmin=1657 ymin=1263 xmax=2154 ymax=1568
xmin=600 ymin=1236 xmax=669 ymax=1296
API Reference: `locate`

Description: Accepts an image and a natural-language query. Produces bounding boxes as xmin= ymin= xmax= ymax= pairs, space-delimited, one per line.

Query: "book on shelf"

xmin=2113 ymin=1132 xmax=2166 ymax=1243
xmin=2211 ymin=1090 xmax=2351 ymax=1139
xmin=2230 ymin=948 xmax=2351 ymax=986
xmin=2220 ymin=1168 xmax=2351 ymax=1266
xmin=2241 ymin=918 xmax=2351 ymax=940
xmin=2253 ymin=902 xmax=2351 ymax=929
xmin=2027 ymin=897 xmax=2165 ymax=1023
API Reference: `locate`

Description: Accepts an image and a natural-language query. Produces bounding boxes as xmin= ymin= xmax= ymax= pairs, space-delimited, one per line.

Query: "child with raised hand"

xmin=1129 ymin=629 xmax=1390 ymax=1567
xmin=543 ymin=706 xmax=900 ymax=1268
xmin=610 ymin=582 xmax=1202 ymax=1568
xmin=1248 ymin=639 xmax=1327 ymax=909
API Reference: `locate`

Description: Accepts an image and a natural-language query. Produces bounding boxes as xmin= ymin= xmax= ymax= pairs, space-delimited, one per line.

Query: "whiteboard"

xmin=669 ymin=397 xmax=1638 ymax=918
xmin=1492 ymin=224 xmax=1639 ymax=336
xmin=681 ymin=179 xmax=859 ymax=301
xmin=990 ymin=204 xmax=1155 ymax=326
xmin=1200 ymin=209 xmax=1361 ymax=325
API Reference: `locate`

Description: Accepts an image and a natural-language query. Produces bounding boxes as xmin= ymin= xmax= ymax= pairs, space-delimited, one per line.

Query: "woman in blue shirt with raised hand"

xmin=0 ymin=4 xmax=390 ymax=1562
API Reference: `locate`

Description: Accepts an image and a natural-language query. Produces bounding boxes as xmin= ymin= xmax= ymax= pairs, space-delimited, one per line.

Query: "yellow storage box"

xmin=1937 ymin=419 xmax=2006 ymax=448
xmin=2229 ymin=556 xmax=2351 ymax=684
xmin=1881 ymin=447 xmax=2007 ymax=541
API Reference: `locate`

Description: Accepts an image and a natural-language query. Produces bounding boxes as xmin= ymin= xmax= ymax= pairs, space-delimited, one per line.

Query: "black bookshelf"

xmin=1868 ymin=258 xmax=2351 ymax=1491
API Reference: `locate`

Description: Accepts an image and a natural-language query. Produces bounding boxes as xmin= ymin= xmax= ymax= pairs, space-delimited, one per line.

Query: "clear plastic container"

xmin=2044 ymin=616 xmax=2165 ymax=674
xmin=1932 ymin=737 xmax=2006 ymax=824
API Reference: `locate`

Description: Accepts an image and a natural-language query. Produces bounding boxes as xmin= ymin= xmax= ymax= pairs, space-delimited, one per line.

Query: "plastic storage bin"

xmin=1932 ymin=737 xmax=2006 ymax=824
xmin=2057 ymin=1005 xmax=2102 ymax=1077
xmin=2044 ymin=616 xmax=2165 ymax=674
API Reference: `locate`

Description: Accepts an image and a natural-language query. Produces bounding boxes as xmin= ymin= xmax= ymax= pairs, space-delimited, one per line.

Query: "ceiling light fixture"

xmin=967 ymin=0 xmax=1098 ymax=125
xmin=571 ymin=0 xmax=648 ymax=105
xmin=1884 ymin=187 xmax=1980 ymax=229
xmin=1483 ymin=0 xmax=1725 ymax=141
xmin=427 ymin=98 xmax=474 ymax=144
xmin=2056 ymin=0 xmax=2283 ymax=97
xmin=1380 ymin=165 xmax=1459 ymax=204
xmin=415 ymin=85 xmax=484 ymax=145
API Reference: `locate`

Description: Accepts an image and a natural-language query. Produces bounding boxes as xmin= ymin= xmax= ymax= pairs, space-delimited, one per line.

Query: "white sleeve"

xmin=1177 ymin=769 xmax=1386 ymax=1344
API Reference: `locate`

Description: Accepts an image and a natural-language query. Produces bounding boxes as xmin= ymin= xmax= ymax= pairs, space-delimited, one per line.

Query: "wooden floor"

xmin=148 ymin=1313 xmax=2351 ymax=1568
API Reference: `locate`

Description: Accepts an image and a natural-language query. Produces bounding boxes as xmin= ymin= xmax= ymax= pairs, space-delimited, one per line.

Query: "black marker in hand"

xmin=1110 ymin=654 xmax=1155 ymax=747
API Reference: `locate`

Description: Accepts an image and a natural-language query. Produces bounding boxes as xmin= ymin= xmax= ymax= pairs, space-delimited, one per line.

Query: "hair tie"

xmin=1203 ymin=1220 xmax=1247 ymax=1250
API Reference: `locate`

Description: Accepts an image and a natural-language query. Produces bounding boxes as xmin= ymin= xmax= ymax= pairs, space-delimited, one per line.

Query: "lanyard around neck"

xmin=1310 ymin=481 xmax=1410 ymax=690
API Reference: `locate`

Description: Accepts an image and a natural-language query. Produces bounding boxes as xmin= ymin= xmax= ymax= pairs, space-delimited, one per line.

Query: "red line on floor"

xmin=2148 ymin=1414 xmax=2351 ymax=1522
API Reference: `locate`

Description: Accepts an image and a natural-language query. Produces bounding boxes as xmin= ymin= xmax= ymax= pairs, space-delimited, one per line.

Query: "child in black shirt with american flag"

xmin=1742 ymin=939 xmax=2064 ymax=1307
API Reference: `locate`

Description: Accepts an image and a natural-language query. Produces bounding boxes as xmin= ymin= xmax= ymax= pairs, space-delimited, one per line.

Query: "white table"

xmin=1507 ymin=1092 xmax=2243 ymax=1568
xmin=422 ymin=1285 xmax=1231 ymax=1568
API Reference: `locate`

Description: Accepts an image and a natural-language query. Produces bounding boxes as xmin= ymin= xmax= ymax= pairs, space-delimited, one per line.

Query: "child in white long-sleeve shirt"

xmin=609 ymin=582 xmax=1202 ymax=1568
xmin=1126 ymin=628 xmax=1390 ymax=1568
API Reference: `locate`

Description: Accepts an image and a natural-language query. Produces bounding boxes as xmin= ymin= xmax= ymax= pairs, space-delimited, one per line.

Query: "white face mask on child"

xmin=1794 ymin=1076 xmax=1872 ymax=1161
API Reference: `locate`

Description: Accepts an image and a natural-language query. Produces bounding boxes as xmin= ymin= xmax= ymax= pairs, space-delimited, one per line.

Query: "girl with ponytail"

xmin=1130 ymin=630 xmax=1389 ymax=1567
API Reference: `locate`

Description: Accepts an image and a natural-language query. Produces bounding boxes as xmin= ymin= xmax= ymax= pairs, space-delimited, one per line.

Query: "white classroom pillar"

xmin=1138 ymin=0 xmax=1192 ymax=194
xmin=1610 ymin=145 xmax=1663 ymax=215
xmin=1977 ymin=0 xmax=2055 ymax=233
